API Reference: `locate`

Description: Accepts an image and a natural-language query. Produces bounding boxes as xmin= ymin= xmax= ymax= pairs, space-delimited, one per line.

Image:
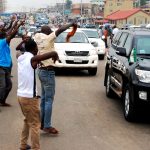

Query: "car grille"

xmin=66 ymin=60 xmax=89 ymax=64
xmin=65 ymin=51 xmax=89 ymax=56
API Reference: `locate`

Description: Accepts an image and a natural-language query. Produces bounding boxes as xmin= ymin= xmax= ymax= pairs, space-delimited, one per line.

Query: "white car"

xmin=80 ymin=28 xmax=106 ymax=59
xmin=54 ymin=29 xmax=98 ymax=75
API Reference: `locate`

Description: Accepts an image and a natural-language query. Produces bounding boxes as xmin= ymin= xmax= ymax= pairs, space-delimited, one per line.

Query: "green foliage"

xmin=140 ymin=0 xmax=146 ymax=6
xmin=65 ymin=0 xmax=72 ymax=10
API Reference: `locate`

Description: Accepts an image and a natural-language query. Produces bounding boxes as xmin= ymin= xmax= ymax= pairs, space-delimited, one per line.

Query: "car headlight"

xmin=89 ymin=49 xmax=97 ymax=55
xmin=135 ymin=69 xmax=150 ymax=83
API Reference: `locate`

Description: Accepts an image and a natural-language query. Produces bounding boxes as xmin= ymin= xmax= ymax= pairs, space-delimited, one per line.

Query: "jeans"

xmin=0 ymin=67 xmax=12 ymax=104
xmin=38 ymin=69 xmax=55 ymax=128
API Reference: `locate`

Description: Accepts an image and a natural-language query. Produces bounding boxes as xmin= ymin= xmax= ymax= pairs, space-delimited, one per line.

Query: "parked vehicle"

xmin=104 ymin=28 xmax=150 ymax=121
xmin=27 ymin=26 xmax=37 ymax=37
xmin=80 ymin=28 xmax=106 ymax=59
xmin=54 ymin=29 xmax=98 ymax=75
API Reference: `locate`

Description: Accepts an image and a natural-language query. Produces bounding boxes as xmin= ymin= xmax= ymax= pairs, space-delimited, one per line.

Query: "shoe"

xmin=26 ymin=144 xmax=31 ymax=149
xmin=43 ymin=127 xmax=59 ymax=134
xmin=0 ymin=103 xmax=11 ymax=107
xmin=20 ymin=144 xmax=31 ymax=150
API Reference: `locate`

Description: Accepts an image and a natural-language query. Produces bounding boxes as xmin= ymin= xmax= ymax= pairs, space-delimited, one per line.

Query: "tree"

xmin=140 ymin=0 xmax=146 ymax=6
xmin=65 ymin=0 xmax=72 ymax=10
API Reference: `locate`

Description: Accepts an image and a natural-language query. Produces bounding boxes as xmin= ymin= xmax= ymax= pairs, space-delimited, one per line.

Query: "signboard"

xmin=64 ymin=10 xmax=71 ymax=15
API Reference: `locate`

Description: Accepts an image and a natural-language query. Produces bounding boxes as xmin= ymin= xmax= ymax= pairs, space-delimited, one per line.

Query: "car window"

xmin=117 ymin=32 xmax=128 ymax=47
xmin=135 ymin=35 xmax=150 ymax=55
xmin=55 ymin=32 xmax=89 ymax=43
xmin=81 ymin=30 xmax=99 ymax=38
xmin=112 ymin=31 xmax=122 ymax=45
xmin=124 ymin=34 xmax=132 ymax=55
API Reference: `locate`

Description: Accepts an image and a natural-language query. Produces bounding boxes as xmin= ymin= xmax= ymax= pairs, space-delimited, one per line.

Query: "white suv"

xmin=54 ymin=29 xmax=98 ymax=75
xmin=80 ymin=28 xmax=106 ymax=60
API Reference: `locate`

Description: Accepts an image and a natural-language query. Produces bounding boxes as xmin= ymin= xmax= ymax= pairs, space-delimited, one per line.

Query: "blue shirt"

xmin=0 ymin=38 xmax=12 ymax=67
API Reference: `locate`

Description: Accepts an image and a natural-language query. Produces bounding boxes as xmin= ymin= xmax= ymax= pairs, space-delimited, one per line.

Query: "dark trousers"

xmin=0 ymin=67 xmax=12 ymax=104
xmin=104 ymin=38 xmax=108 ymax=48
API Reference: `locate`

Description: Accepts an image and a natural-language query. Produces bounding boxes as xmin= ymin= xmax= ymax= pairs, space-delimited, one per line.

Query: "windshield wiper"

xmin=137 ymin=53 xmax=150 ymax=58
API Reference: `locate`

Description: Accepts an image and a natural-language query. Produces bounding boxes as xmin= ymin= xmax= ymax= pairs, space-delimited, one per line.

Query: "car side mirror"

xmin=116 ymin=47 xmax=127 ymax=57
xmin=91 ymin=41 xmax=98 ymax=47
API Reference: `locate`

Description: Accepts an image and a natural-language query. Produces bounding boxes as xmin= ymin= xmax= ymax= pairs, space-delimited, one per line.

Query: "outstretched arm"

xmin=6 ymin=20 xmax=25 ymax=44
xmin=31 ymin=51 xmax=59 ymax=69
xmin=55 ymin=22 xmax=77 ymax=37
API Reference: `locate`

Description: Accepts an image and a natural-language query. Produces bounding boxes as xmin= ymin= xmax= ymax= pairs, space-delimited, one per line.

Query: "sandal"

xmin=43 ymin=127 xmax=59 ymax=134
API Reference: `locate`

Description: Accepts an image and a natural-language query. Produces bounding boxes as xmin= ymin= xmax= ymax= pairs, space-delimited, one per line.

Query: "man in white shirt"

xmin=112 ymin=25 xmax=119 ymax=37
xmin=17 ymin=39 xmax=58 ymax=150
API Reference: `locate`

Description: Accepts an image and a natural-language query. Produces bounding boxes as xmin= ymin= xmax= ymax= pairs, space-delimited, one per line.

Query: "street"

xmin=0 ymin=38 xmax=150 ymax=150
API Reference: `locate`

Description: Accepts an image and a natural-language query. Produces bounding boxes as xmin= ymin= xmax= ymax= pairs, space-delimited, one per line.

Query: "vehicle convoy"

xmin=54 ymin=29 xmax=98 ymax=75
xmin=80 ymin=28 xmax=106 ymax=60
xmin=104 ymin=28 xmax=150 ymax=121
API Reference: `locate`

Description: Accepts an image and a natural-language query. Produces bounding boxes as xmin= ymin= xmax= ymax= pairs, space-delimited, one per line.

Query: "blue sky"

xmin=6 ymin=0 xmax=90 ymax=12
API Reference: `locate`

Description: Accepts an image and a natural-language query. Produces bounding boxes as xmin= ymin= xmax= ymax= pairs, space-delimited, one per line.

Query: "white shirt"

xmin=113 ymin=28 xmax=119 ymax=37
xmin=17 ymin=52 xmax=37 ymax=98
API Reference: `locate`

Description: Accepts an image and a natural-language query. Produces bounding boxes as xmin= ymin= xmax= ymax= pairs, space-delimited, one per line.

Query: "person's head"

xmin=113 ymin=25 xmax=116 ymax=29
xmin=22 ymin=34 xmax=30 ymax=41
xmin=25 ymin=39 xmax=38 ymax=55
xmin=0 ymin=30 xmax=6 ymax=39
xmin=41 ymin=25 xmax=52 ymax=35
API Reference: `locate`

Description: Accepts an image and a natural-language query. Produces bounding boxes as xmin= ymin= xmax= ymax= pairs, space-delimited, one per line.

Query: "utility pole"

xmin=81 ymin=0 xmax=83 ymax=26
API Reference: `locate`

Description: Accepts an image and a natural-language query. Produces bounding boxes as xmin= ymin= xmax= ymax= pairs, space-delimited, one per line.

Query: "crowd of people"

xmin=98 ymin=24 xmax=119 ymax=48
xmin=0 ymin=14 xmax=77 ymax=150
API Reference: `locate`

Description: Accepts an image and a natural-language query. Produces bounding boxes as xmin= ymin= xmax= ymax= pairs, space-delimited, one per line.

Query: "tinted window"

xmin=112 ymin=31 xmax=122 ymax=45
xmin=124 ymin=34 xmax=132 ymax=55
xmin=117 ymin=32 xmax=128 ymax=47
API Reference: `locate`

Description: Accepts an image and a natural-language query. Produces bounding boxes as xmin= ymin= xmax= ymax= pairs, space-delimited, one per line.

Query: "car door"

xmin=111 ymin=32 xmax=129 ymax=96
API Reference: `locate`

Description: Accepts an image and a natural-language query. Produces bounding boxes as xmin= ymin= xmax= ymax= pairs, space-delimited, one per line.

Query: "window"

xmin=112 ymin=31 xmax=122 ymax=45
xmin=124 ymin=34 xmax=132 ymax=55
xmin=117 ymin=32 xmax=128 ymax=47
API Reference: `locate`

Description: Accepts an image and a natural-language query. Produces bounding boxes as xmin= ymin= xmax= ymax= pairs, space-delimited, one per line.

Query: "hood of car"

xmin=54 ymin=43 xmax=94 ymax=51
xmin=138 ymin=58 xmax=150 ymax=71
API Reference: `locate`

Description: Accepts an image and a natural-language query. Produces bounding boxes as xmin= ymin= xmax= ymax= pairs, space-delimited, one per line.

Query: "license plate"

xmin=74 ymin=58 xmax=82 ymax=62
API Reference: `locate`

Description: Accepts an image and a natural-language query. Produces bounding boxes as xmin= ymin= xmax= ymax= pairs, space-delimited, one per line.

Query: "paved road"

xmin=0 ymin=38 xmax=150 ymax=150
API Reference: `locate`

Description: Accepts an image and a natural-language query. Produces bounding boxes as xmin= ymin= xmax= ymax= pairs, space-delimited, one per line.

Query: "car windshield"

xmin=135 ymin=36 xmax=150 ymax=55
xmin=55 ymin=32 xmax=89 ymax=43
xmin=82 ymin=30 xmax=99 ymax=38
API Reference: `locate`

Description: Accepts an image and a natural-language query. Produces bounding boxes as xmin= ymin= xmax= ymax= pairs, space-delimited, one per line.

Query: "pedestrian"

xmin=0 ymin=19 xmax=24 ymax=106
xmin=34 ymin=22 xmax=77 ymax=134
xmin=16 ymin=34 xmax=30 ymax=53
xmin=103 ymin=26 xmax=109 ymax=48
xmin=112 ymin=24 xmax=119 ymax=38
xmin=17 ymin=39 xmax=59 ymax=150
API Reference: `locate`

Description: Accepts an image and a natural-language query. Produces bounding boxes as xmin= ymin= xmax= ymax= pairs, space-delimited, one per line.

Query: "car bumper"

xmin=132 ymin=82 xmax=150 ymax=104
xmin=55 ymin=55 xmax=98 ymax=68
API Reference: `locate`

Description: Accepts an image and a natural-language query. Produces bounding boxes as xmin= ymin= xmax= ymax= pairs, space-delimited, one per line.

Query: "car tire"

xmin=123 ymin=85 xmax=136 ymax=122
xmin=98 ymin=55 xmax=105 ymax=60
xmin=105 ymin=71 xmax=114 ymax=97
xmin=88 ymin=68 xmax=97 ymax=76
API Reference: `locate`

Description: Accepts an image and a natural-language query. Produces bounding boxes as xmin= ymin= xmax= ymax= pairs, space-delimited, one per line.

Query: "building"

xmin=106 ymin=8 xmax=150 ymax=28
xmin=71 ymin=3 xmax=92 ymax=17
xmin=0 ymin=0 xmax=6 ymax=12
xmin=104 ymin=0 xmax=133 ymax=17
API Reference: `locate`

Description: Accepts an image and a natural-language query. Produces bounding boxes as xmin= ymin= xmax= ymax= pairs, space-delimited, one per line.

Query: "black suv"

xmin=104 ymin=28 xmax=150 ymax=121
